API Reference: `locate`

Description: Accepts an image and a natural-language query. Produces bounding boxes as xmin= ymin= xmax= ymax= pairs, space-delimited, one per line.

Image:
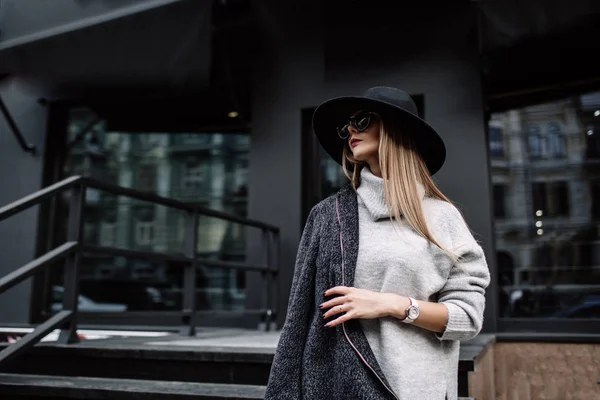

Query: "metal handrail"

xmin=0 ymin=242 xmax=78 ymax=296
xmin=0 ymin=175 xmax=281 ymax=369
xmin=0 ymin=176 xmax=81 ymax=223
xmin=85 ymin=177 xmax=279 ymax=232
xmin=0 ymin=176 xmax=279 ymax=232
xmin=83 ymin=244 xmax=273 ymax=272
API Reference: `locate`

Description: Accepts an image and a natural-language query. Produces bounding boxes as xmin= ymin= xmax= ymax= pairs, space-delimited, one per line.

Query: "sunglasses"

xmin=336 ymin=111 xmax=377 ymax=140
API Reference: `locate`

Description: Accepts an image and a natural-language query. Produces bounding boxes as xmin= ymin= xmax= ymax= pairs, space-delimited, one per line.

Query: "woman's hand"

xmin=321 ymin=286 xmax=410 ymax=328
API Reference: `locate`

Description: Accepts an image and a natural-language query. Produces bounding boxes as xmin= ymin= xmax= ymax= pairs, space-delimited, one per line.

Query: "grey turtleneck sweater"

xmin=354 ymin=167 xmax=490 ymax=400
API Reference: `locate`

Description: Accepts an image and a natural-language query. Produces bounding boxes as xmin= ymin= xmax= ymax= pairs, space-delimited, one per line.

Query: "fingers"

xmin=324 ymin=286 xmax=351 ymax=297
xmin=325 ymin=311 xmax=352 ymax=328
xmin=322 ymin=303 xmax=347 ymax=320
xmin=322 ymin=286 xmax=356 ymax=327
xmin=320 ymin=296 xmax=346 ymax=311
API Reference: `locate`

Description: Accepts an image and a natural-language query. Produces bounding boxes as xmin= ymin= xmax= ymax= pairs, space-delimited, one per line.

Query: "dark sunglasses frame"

xmin=336 ymin=111 xmax=377 ymax=140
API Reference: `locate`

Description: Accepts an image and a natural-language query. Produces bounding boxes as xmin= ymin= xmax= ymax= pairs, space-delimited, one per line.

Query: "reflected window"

xmin=137 ymin=164 xmax=156 ymax=192
xmin=182 ymin=160 xmax=205 ymax=194
xmin=527 ymin=125 xmax=543 ymax=158
xmin=180 ymin=133 xmax=209 ymax=145
xmin=532 ymin=181 xmax=569 ymax=218
xmin=547 ymin=122 xmax=566 ymax=158
xmin=586 ymin=124 xmax=600 ymax=159
xmin=493 ymin=184 xmax=507 ymax=218
xmin=489 ymin=126 xmax=504 ymax=158
xmin=592 ymin=182 xmax=600 ymax=221
xmin=135 ymin=221 xmax=155 ymax=247
xmin=100 ymin=223 xmax=117 ymax=247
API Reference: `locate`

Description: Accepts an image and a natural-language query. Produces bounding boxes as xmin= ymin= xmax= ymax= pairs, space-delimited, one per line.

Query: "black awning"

xmin=477 ymin=0 xmax=600 ymax=108
xmin=0 ymin=0 xmax=212 ymax=99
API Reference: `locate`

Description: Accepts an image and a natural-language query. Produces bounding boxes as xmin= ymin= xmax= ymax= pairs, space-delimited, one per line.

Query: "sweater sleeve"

xmin=436 ymin=205 xmax=491 ymax=341
xmin=264 ymin=205 xmax=321 ymax=399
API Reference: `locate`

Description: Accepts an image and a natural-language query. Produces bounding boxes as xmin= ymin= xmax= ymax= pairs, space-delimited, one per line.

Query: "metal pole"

xmin=261 ymin=229 xmax=272 ymax=331
xmin=0 ymin=94 xmax=36 ymax=155
xmin=180 ymin=211 xmax=199 ymax=336
xmin=57 ymin=184 xmax=86 ymax=344
xmin=273 ymin=230 xmax=280 ymax=329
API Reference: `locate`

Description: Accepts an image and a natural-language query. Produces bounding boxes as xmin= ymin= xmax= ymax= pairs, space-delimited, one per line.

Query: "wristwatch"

xmin=401 ymin=297 xmax=420 ymax=324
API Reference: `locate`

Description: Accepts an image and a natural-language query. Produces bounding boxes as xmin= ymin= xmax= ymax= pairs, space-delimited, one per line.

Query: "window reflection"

xmin=527 ymin=125 xmax=543 ymax=158
xmin=547 ymin=122 xmax=566 ymax=158
xmin=489 ymin=126 xmax=505 ymax=158
xmin=490 ymin=92 xmax=600 ymax=319
xmin=52 ymin=108 xmax=250 ymax=314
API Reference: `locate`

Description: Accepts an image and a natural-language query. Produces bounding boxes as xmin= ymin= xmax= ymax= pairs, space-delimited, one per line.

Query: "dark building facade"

xmin=1 ymin=0 xmax=599 ymax=352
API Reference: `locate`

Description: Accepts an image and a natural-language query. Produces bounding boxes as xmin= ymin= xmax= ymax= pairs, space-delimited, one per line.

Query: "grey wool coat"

xmin=264 ymin=185 xmax=490 ymax=400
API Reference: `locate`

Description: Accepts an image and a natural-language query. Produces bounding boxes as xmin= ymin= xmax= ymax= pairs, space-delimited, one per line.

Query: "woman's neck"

xmin=367 ymin=160 xmax=382 ymax=177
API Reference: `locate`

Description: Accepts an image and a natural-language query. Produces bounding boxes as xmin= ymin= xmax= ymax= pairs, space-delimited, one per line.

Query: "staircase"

xmin=0 ymin=329 xmax=486 ymax=399
xmin=0 ymin=331 xmax=271 ymax=399
xmin=0 ymin=176 xmax=280 ymax=399
xmin=0 ymin=375 xmax=265 ymax=400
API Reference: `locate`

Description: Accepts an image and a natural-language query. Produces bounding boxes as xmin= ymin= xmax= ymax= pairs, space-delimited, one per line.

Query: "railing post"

xmin=180 ymin=211 xmax=198 ymax=336
xmin=57 ymin=184 xmax=85 ymax=344
xmin=261 ymin=229 xmax=273 ymax=332
xmin=273 ymin=230 xmax=280 ymax=329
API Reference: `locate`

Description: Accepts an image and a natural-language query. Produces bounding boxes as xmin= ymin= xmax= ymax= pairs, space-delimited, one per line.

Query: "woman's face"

xmin=347 ymin=111 xmax=381 ymax=164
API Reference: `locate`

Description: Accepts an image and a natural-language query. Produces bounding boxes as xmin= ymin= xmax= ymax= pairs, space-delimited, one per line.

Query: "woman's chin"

xmin=352 ymin=151 xmax=372 ymax=163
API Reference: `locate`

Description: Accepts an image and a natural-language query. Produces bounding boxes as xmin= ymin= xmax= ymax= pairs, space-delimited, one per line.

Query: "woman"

xmin=264 ymin=87 xmax=490 ymax=400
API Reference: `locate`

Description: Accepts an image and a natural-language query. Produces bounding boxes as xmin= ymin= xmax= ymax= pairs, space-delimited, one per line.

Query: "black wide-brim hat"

xmin=312 ymin=86 xmax=446 ymax=175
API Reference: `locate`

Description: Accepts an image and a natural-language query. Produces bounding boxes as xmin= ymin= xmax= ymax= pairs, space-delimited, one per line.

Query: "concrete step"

xmin=0 ymin=331 xmax=492 ymax=399
xmin=1 ymin=342 xmax=272 ymax=386
xmin=0 ymin=373 xmax=266 ymax=400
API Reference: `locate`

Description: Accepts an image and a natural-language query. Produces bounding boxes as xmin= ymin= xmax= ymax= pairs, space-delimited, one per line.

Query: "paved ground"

xmin=143 ymin=329 xmax=281 ymax=349
xmin=1 ymin=326 xmax=282 ymax=353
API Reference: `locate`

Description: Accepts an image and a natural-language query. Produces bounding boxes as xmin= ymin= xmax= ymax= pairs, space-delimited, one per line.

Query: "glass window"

xmin=489 ymin=91 xmax=600 ymax=321
xmin=54 ymin=107 xmax=251 ymax=314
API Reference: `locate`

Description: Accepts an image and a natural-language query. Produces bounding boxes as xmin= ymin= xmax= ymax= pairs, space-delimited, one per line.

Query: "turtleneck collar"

xmin=356 ymin=167 xmax=426 ymax=221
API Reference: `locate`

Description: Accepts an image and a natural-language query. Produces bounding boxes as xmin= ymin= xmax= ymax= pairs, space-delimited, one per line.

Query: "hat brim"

xmin=312 ymin=96 xmax=446 ymax=175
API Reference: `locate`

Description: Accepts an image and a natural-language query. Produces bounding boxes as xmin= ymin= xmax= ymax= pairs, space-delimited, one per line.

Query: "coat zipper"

xmin=335 ymin=198 xmax=399 ymax=400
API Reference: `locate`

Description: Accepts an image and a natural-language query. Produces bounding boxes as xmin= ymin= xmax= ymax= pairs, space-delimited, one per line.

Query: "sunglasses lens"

xmin=355 ymin=114 xmax=371 ymax=131
xmin=337 ymin=124 xmax=350 ymax=139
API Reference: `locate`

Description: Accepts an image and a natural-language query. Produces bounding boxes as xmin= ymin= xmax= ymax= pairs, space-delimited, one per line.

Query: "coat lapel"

xmin=335 ymin=186 xmax=397 ymax=398
xmin=336 ymin=186 xmax=359 ymax=287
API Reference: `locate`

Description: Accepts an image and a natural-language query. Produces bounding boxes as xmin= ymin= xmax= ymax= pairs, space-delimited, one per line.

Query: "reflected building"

xmin=489 ymin=92 xmax=600 ymax=318
xmin=61 ymin=108 xmax=250 ymax=311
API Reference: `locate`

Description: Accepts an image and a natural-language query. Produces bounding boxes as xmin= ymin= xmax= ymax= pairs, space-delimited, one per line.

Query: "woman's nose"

xmin=347 ymin=124 xmax=360 ymax=136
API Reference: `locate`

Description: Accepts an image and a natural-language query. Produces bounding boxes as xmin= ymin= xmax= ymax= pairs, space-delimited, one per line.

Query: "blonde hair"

xmin=342 ymin=115 xmax=458 ymax=260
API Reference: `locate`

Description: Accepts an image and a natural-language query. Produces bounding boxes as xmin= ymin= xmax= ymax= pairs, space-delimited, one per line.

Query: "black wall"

xmin=246 ymin=1 xmax=498 ymax=332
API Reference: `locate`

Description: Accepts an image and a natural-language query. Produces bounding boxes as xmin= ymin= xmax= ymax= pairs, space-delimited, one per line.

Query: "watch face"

xmin=408 ymin=307 xmax=419 ymax=319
